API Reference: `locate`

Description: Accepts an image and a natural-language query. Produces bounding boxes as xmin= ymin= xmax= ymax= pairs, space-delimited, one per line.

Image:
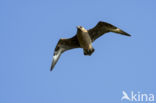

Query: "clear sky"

xmin=0 ymin=0 xmax=156 ymax=103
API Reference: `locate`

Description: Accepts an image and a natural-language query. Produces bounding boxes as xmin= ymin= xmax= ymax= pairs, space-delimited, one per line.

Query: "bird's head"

xmin=77 ymin=26 xmax=87 ymax=32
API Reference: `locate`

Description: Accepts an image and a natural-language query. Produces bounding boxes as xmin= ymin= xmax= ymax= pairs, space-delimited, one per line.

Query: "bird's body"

xmin=50 ymin=21 xmax=131 ymax=71
xmin=76 ymin=26 xmax=94 ymax=55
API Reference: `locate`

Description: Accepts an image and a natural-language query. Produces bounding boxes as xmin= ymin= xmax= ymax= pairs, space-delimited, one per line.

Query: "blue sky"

xmin=0 ymin=0 xmax=156 ymax=103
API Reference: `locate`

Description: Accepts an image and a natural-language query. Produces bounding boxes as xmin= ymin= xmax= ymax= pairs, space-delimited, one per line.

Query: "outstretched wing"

xmin=88 ymin=21 xmax=131 ymax=42
xmin=50 ymin=36 xmax=80 ymax=71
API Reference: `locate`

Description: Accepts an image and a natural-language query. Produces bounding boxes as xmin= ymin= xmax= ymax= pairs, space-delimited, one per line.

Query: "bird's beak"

xmin=50 ymin=51 xmax=62 ymax=71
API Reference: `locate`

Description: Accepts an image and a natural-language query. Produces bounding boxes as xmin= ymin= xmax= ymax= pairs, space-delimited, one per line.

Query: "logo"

xmin=121 ymin=91 xmax=155 ymax=102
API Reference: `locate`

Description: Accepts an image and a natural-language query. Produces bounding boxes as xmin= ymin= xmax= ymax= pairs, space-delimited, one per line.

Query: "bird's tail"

xmin=83 ymin=47 xmax=95 ymax=56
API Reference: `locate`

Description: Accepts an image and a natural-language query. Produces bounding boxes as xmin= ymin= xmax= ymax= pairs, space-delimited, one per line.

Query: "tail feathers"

xmin=84 ymin=48 xmax=95 ymax=56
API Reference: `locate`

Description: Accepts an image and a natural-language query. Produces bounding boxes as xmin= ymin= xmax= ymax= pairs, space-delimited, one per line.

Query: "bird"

xmin=50 ymin=21 xmax=131 ymax=71
xmin=121 ymin=91 xmax=131 ymax=101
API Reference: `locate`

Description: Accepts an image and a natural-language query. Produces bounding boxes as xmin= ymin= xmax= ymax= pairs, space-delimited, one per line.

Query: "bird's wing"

xmin=88 ymin=21 xmax=131 ymax=42
xmin=50 ymin=36 xmax=80 ymax=71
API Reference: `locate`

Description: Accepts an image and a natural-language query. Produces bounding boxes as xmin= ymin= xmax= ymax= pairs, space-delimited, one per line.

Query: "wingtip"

xmin=126 ymin=33 xmax=131 ymax=37
xmin=120 ymin=30 xmax=131 ymax=37
xmin=50 ymin=65 xmax=54 ymax=71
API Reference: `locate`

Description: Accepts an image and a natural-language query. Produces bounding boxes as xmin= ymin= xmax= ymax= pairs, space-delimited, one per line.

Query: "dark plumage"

xmin=50 ymin=21 xmax=131 ymax=71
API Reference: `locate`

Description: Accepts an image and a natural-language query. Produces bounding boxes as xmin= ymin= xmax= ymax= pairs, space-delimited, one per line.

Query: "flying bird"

xmin=50 ymin=21 xmax=131 ymax=71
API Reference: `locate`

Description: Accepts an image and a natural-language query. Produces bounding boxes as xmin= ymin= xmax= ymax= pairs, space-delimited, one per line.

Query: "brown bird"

xmin=50 ymin=21 xmax=131 ymax=71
